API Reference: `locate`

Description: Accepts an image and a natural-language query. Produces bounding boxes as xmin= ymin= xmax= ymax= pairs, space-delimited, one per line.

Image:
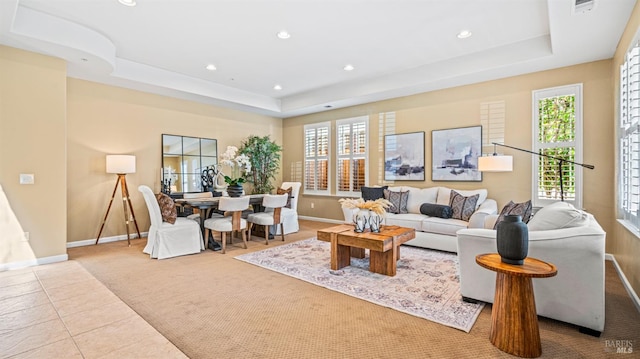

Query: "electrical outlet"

xmin=311 ymin=202 xmax=315 ymax=209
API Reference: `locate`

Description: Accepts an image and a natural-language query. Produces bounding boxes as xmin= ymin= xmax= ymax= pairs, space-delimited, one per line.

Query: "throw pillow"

xmin=156 ymin=193 xmax=177 ymax=224
xmin=493 ymin=200 xmax=533 ymax=230
xmin=449 ymin=190 xmax=479 ymax=222
xmin=361 ymin=186 xmax=388 ymax=201
xmin=419 ymin=203 xmax=453 ymax=219
xmin=527 ymin=201 xmax=588 ymax=231
xmin=383 ymin=189 xmax=409 ymax=214
xmin=277 ymin=187 xmax=293 ymax=208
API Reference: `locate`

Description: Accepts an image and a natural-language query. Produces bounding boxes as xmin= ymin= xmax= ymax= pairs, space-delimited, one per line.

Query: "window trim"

xmin=303 ymin=122 xmax=331 ymax=196
xmin=531 ymin=83 xmax=584 ymax=208
xmin=335 ymin=116 xmax=369 ymax=197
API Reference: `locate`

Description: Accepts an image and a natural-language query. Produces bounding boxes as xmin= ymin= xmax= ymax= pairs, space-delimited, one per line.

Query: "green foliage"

xmin=538 ymin=95 xmax=576 ymax=199
xmin=239 ymin=135 xmax=282 ymax=194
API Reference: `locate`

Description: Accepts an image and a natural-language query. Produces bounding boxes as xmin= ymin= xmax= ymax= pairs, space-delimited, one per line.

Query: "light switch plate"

xmin=19 ymin=174 xmax=34 ymax=185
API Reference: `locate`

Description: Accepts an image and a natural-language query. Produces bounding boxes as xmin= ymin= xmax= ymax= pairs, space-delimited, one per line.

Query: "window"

xmin=532 ymin=84 xmax=583 ymax=208
xmin=619 ymin=36 xmax=640 ymax=231
xmin=304 ymin=122 xmax=330 ymax=195
xmin=336 ymin=117 xmax=368 ymax=196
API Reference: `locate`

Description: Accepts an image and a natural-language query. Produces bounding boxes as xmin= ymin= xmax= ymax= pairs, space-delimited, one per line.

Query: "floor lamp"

xmin=96 ymin=155 xmax=141 ymax=245
xmin=478 ymin=142 xmax=594 ymax=201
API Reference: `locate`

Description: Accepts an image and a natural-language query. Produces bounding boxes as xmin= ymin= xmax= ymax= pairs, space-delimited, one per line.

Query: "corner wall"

xmin=0 ymin=46 xmax=67 ymax=265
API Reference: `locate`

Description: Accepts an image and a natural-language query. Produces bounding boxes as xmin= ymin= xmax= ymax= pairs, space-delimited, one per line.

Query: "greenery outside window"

xmin=619 ymin=35 xmax=640 ymax=231
xmin=304 ymin=122 xmax=330 ymax=195
xmin=336 ymin=116 xmax=368 ymax=197
xmin=532 ymin=84 xmax=583 ymax=208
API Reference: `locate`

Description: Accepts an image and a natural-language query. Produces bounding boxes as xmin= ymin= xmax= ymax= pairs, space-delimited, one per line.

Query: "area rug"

xmin=235 ymin=238 xmax=484 ymax=332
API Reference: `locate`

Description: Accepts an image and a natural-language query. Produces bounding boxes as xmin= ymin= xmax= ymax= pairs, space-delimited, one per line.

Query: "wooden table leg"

xmin=351 ymin=247 xmax=365 ymax=258
xmin=330 ymin=232 xmax=350 ymax=270
xmin=490 ymin=273 xmax=542 ymax=358
xmin=369 ymin=241 xmax=398 ymax=276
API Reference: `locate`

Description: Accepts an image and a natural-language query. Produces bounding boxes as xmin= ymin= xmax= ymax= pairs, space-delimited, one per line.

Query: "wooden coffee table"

xmin=317 ymin=224 xmax=415 ymax=276
xmin=476 ymin=253 xmax=557 ymax=358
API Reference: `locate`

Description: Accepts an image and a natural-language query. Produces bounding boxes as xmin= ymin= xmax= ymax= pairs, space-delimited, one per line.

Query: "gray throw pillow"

xmin=493 ymin=200 xmax=533 ymax=230
xmin=449 ymin=190 xmax=479 ymax=222
xmin=383 ymin=189 xmax=409 ymax=214
xmin=420 ymin=203 xmax=452 ymax=219
xmin=361 ymin=186 xmax=388 ymax=201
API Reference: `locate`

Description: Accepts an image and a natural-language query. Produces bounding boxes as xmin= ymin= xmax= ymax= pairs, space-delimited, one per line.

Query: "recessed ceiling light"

xmin=277 ymin=31 xmax=291 ymax=39
xmin=274 ymin=84 xmax=283 ymax=91
xmin=343 ymin=64 xmax=355 ymax=71
xmin=206 ymin=64 xmax=217 ymax=71
xmin=118 ymin=0 xmax=136 ymax=7
xmin=457 ymin=30 xmax=472 ymax=39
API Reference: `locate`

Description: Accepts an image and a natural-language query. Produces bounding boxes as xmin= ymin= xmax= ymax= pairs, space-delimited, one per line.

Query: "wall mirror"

xmin=162 ymin=134 xmax=217 ymax=193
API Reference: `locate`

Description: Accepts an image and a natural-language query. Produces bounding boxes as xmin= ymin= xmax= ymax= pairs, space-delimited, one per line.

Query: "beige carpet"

xmin=69 ymin=220 xmax=640 ymax=359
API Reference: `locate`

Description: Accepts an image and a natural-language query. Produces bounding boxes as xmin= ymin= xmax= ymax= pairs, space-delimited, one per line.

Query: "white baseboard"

xmin=606 ymin=253 xmax=640 ymax=313
xmin=0 ymin=254 xmax=68 ymax=272
xmin=67 ymin=232 xmax=148 ymax=248
xmin=298 ymin=215 xmax=343 ymax=224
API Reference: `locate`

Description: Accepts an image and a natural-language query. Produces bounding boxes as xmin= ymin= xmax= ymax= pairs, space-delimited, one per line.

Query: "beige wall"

xmin=611 ymin=1 xmax=640 ymax=298
xmin=66 ymin=79 xmax=282 ymax=243
xmin=284 ymin=61 xmax=614 ymax=241
xmin=0 ymin=46 xmax=67 ymax=263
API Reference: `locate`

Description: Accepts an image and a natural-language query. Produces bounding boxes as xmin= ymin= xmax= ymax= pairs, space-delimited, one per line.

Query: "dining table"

xmin=175 ymin=194 xmax=266 ymax=250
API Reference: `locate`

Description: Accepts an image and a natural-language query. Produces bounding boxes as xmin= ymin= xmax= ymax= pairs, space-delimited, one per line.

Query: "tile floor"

xmin=0 ymin=260 xmax=186 ymax=358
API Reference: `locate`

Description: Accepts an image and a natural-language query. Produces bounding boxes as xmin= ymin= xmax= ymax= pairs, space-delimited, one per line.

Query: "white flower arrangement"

xmin=220 ymin=146 xmax=252 ymax=185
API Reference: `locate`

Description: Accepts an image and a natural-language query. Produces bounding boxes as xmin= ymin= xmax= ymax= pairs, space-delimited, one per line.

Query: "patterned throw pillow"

xmin=449 ymin=190 xmax=479 ymax=222
xmin=383 ymin=189 xmax=409 ymax=214
xmin=277 ymin=187 xmax=293 ymax=208
xmin=361 ymin=186 xmax=388 ymax=201
xmin=156 ymin=193 xmax=177 ymax=224
xmin=493 ymin=200 xmax=533 ymax=229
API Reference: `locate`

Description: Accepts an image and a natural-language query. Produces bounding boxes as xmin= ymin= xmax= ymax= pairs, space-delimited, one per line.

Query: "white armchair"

xmin=138 ymin=185 xmax=204 ymax=259
xmin=456 ymin=204 xmax=606 ymax=335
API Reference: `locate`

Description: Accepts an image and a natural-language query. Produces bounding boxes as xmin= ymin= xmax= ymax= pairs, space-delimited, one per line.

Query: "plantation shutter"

xmin=336 ymin=117 xmax=368 ymax=196
xmin=304 ymin=123 xmax=330 ymax=194
xmin=620 ymin=42 xmax=640 ymax=228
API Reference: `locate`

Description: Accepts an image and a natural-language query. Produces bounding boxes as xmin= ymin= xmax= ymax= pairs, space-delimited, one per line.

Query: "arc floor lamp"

xmin=478 ymin=142 xmax=594 ymax=201
xmin=96 ymin=155 xmax=141 ymax=245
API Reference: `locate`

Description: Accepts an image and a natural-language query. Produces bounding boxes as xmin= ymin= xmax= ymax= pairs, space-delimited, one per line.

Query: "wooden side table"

xmin=476 ymin=253 xmax=557 ymax=358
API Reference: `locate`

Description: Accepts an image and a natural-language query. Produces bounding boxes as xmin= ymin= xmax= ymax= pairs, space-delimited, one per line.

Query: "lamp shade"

xmin=478 ymin=155 xmax=513 ymax=172
xmin=106 ymin=155 xmax=136 ymax=174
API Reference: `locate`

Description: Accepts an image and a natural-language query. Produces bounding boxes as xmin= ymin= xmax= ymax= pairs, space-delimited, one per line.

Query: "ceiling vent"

xmin=573 ymin=0 xmax=596 ymax=13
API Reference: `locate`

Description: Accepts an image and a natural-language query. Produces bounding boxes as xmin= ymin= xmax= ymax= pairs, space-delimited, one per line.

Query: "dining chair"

xmin=247 ymin=194 xmax=288 ymax=245
xmin=203 ymin=196 xmax=250 ymax=254
xmin=182 ymin=192 xmax=223 ymax=222
xmin=138 ymin=185 xmax=204 ymax=259
xmin=276 ymin=182 xmax=302 ymax=235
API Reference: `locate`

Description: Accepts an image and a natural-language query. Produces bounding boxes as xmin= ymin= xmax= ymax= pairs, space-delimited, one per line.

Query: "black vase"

xmin=226 ymin=184 xmax=244 ymax=197
xmin=496 ymin=215 xmax=529 ymax=265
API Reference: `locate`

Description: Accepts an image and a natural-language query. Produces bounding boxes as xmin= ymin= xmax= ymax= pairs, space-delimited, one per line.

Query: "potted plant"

xmin=239 ymin=135 xmax=282 ymax=194
xmin=220 ymin=146 xmax=251 ymax=197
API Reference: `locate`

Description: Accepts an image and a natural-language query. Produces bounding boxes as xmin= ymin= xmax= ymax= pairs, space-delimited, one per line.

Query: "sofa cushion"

xmin=384 ymin=189 xmax=409 ymax=214
xmin=527 ymin=201 xmax=588 ymax=231
xmin=156 ymin=193 xmax=177 ymax=224
xmin=384 ymin=213 xmax=424 ymax=230
xmin=493 ymin=200 xmax=533 ymax=229
xmin=421 ymin=217 xmax=468 ymax=236
xmin=405 ymin=187 xmax=439 ymax=213
xmin=449 ymin=190 xmax=479 ymax=222
xmin=437 ymin=187 xmax=487 ymax=208
xmin=420 ymin=203 xmax=453 ymax=219
xmin=361 ymin=186 xmax=388 ymax=201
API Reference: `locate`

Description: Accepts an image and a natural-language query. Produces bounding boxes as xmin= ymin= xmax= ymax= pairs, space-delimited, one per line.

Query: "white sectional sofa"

xmin=342 ymin=186 xmax=497 ymax=253
xmin=456 ymin=202 xmax=606 ymax=335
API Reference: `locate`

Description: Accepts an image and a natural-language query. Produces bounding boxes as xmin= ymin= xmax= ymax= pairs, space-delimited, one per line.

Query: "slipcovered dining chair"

xmin=138 ymin=185 xmax=204 ymax=259
xmin=203 ymin=196 xmax=250 ymax=254
xmin=247 ymin=194 xmax=288 ymax=244
xmin=276 ymin=182 xmax=302 ymax=235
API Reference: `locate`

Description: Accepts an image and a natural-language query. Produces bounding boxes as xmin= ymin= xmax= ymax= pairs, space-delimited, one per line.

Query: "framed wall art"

xmin=384 ymin=132 xmax=425 ymax=181
xmin=431 ymin=125 xmax=482 ymax=182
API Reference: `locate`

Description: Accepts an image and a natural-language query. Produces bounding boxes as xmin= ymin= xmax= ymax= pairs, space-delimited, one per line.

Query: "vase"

xmin=369 ymin=213 xmax=382 ymax=233
xmin=353 ymin=210 xmax=370 ymax=233
xmin=496 ymin=214 xmax=529 ymax=265
xmin=226 ymin=184 xmax=244 ymax=198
